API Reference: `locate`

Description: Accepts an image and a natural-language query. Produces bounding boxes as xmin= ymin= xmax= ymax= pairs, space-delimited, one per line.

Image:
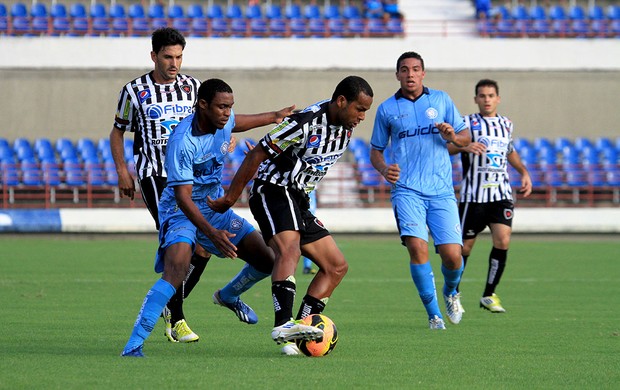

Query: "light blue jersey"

xmin=155 ymin=110 xmax=255 ymax=269
xmin=371 ymin=87 xmax=467 ymax=198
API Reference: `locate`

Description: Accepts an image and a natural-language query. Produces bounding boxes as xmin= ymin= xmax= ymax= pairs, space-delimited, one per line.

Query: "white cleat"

xmin=444 ymin=292 xmax=464 ymax=324
xmin=271 ymin=320 xmax=324 ymax=344
xmin=429 ymin=315 xmax=446 ymax=330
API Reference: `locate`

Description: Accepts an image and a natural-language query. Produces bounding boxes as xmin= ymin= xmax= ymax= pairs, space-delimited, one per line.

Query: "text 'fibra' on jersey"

xmin=146 ymin=103 xmax=193 ymax=120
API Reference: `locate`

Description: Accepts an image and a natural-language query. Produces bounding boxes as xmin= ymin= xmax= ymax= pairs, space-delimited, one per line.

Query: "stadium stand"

xmin=1 ymin=136 xmax=619 ymax=209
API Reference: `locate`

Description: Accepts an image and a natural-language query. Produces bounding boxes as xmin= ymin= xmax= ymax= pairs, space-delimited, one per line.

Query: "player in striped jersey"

xmin=209 ymin=76 xmax=373 ymax=354
xmin=370 ymin=52 xmax=471 ymax=330
xmin=110 ymin=28 xmax=208 ymax=343
xmin=448 ymin=79 xmax=532 ymax=313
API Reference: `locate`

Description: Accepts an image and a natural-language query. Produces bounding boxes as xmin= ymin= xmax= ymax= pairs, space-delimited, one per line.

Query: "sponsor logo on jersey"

xmin=146 ymin=103 xmax=193 ymax=119
xmin=425 ymin=107 xmax=438 ymax=120
xmin=471 ymin=119 xmax=481 ymax=131
xmin=160 ymin=120 xmax=178 ymax=138
xmin=398 ymin=125 xmax=439 ymax=139
xmin=486 ymin=152 xmax=503 ymax=168
xmin=504 ymin=209 xmax=513 ymax=219
xmin=138 ymin=89 xmax=151 ymax=104
xmin=307 ymin=135 xmax=321 ymax=148
xmin=306 ymin=154 xmax=339 ymax=166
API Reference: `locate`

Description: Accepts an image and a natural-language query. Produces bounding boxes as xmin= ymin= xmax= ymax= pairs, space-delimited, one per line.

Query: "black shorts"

xmin=138 ymin=175 xmax=167 ymax=230
xmin=459 ymin=200 xmax=514 ymax=239
xmin=249 ymin=180 xmax=330 ymax=245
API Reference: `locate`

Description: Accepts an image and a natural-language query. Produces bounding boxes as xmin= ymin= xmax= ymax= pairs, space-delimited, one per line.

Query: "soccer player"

xmin=448 ymin=79 xmax=532 ymax=313
xmin=370 ymin=51 xmax=471 ymax=330
xmin=110 ymin=27 xmax=216 ymax=343
xmin=209 ymin=76 xmax=374 ymax=355
xmin=121 ymin=78 xmax=295 ymax=357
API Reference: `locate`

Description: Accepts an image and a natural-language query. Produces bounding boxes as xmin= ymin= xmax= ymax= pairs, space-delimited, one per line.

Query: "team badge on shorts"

xmin=425 ymin=107 xmax=438 ymax=120
xmin=314 ymin=218 xmax=325 ymax=228
xmin=504 ymin=209 xmax=513 ymax=219
xmin=230 ymin=218 xmax=244 ymax=231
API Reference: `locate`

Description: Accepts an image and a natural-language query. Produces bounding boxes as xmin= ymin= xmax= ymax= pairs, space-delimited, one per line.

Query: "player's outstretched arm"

xmin=233 ymin=104 xmax=296 ymax=132
xmin=507 ymin=150 xmax=533 ymax=197
xmin=208 ymin=145 xmax=269 ymax=212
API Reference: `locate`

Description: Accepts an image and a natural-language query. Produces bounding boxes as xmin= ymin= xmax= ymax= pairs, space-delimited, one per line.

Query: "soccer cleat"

xmin=271 ymin=319 xmax=324 ymax=344
xmin=444 ymin=292 xmax=464 ymax=324
xmin=429 ymin=315 xmax=446 ymax=330
xmin=212 ymin=289 xmax=258 ymax=324
xmin=171 ymin=319 xmax=200 ymax=343
xmin=281 ymin=342 xmax=301 ymax=356
xmin=303 ymin=267 xmax=316 ymax=275
xmin=162 ymin=306 xmax=178 ymax=343
xmin=121 ymin=345 xmax=145 ymax=357
xmin=480 ymin=293 xmax=506 ymax=313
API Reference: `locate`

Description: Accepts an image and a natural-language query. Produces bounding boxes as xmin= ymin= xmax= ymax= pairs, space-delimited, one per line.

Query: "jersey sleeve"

xmin=164 ymin=134 xmax=195 ymax=187
xmin=113 ymin=84 xmax=135 ymax=132
xmin=370 ymin=103 xmax=390 ymax=151
xmin=258 ymin=117 xmax=305 ymax=159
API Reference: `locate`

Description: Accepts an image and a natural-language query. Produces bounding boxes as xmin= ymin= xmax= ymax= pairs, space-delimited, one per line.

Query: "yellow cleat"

xmin=171 ymin=319 xmax=200 ymax=343
xmin=480 ymin=293 xmax=506 ymax=313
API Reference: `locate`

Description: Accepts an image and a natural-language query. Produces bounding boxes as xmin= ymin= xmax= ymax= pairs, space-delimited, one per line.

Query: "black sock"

xmin=295 ymin=294 xmax=326 ymax=320
xmin=456 ymin=255 xmax=469 ymax=293
xmin=483 ymin=247 xmax=507 ymax=297
xmin=272 ymin=280 xmax=296 ymax=327
xmin=167 ymin=253 xmax=210 ymax=325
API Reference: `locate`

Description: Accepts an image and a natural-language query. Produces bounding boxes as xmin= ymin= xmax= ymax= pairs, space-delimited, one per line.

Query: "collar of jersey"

xmin=394 ymin=86 xmax=430 ymax=103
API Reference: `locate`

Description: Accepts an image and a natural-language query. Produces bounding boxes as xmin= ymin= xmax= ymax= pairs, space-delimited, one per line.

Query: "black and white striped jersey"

xmin=255 ymin=100 xmax=352 ymax=194
xmin=460 ymin=113 xmax=515 ymax=203
xmin=113 ymin=72 xmax=200 ymax=179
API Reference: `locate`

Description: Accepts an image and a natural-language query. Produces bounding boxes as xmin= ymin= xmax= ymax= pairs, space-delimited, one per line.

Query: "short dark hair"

xmin=198 ymin=78 xmax=233 ymax=105
xmin=331 ymin=75 xmax=374 ymax=103
xmin=475 ymin=79 xmax=499 ymax=95
xmin=396 ymin=51 xmax=425 ymax=71
xmin=151 ymin=27 xmax=186 ymax=54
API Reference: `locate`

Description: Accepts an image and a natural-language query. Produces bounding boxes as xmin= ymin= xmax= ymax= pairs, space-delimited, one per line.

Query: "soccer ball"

xmin=295 ymin=314 xmax=338 ymax=357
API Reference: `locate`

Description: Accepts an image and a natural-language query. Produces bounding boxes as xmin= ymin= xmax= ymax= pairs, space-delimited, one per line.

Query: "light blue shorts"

xmin=392 ymin=191 xmax=462 ymax=246
xmin=154 ymin=200 xmax=255 ymax=273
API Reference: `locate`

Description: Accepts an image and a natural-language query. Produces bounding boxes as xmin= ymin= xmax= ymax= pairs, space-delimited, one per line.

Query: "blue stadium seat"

xmin=570 ymin=19 xmax=589 ymax=38
xmin=70 ymin=3 xmax=87 ymax=18
xmin=0 ymin=5 xmax=8 ymax=35
xmin=109 ymin=3 xmax=125 ymax=18
xmin=11 ymin=2 xmax=27 ymax=17
xmin=31 ymin=15 xmax=50 ymax=35
xmin=285 ymin=4 xmax=302 ymax=19
xmin=588 ymin=5 xmax=605 ymax=20
xmin=226 ymin=4 xmax=243 ymax=19
xmin=595 ymin=137 xmax=613 ymax=151
xmin=90 ymin=3 xmax=106 ymax=18
xmin=190 ymin=18 xmax=208 ymax=36
xmin=328 ymin=18 xmax=346 ymax=37
xmin=304 ymin=4 xmax=321 ymax=19
xmin=91 ymin=16 xmax=110 ymax=35
xmin=606 ymin=169 xmax=620 ymax=187
xmin=50 ymin=3 xmax=66 ymax=17
xmin=549 ymin=5 xmax=566 ymax=20
xmin=111 ymin=17 xmax=129 ymax=36
xmin=210 ymin=17 xmax=228 ymax=37
xmin=172 ymin=18 xmax=190 ymax=34
xmin=249 ymin=18 xmax=268 ymax=37
xmin=148 ymin=3 xmax=165 ymax=18
xmin=529 ymin=5 xmax=546 ymax=20
xmin=265 ymin=4 xmax=282 ymax=19
xmin=128 ymin=3 xmax=145 ymax=18
xmin=124 ymin=140 xmax=134 ymax=162
xmin=22 ymin=168 xmax=43 ymax=186
xmin=565 ymin=169 xmax=588 ymax=187
xmin=324 ymin=5 xmax=340 ymax=19
xmin=0 ymin=165 xmax=20 ymax=186
xmin=610 ymin=19 xmax=620 ymax=37
xmin=289 ymin=18 xmax=307 ymax=37
xmin=308 ymin=18 xmax=326 ymax=37
xmin=347 ymin=18 xmax=365 ymax=36
xmin=30 ymin=2 xmax=47 ymax=17
xmin=342 ymin=5 xmax=361 ymax=19
xmin=187 ymin=4 xmax=203 ymax=19
xmin=511 ymin=5 xmax=529 ymax=20
xmin=10 ymin=2 xmax=30 ymax=35
xmin=206 ymin=4 xmax=223 ymax=19
xmin=574 ymin=137 xmax=593 ymax=151
xmin=551 ymin=19 xmax=570 ymax=37
xmin=229 ymin=18 xmax=247 ymax=37
xmin=268 ymin=18 xmax=287 ymax=37
xmin=608 ymin=5 xmax=620 ymax=20
xmin=246 ymin=4 xmax=262 ymax=19
xmin=168 ymin=4 xmax=184 ymax=18
xmin=590 ymin=19 xmax=609 ymax=37
xmin=367 ymin=19 xmax=387 ymax=37
xmin=493 ymin=5 xmax=511 ymax=20
xmin=386 ymin=19 xmax=404 ymax=35
xmin=52 ymin=15 xmax=71 ymax=35
xmin=495 ymin=19 xmax=516 ymax=37
xmin=65 ymin=169 xmax=85 ymax=186
xmin=568 ymin=5 xmax=585 ymax=20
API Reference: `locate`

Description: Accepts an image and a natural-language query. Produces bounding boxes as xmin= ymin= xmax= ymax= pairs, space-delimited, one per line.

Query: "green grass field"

xmin=1 ymin=234 xmax=619 ymax=389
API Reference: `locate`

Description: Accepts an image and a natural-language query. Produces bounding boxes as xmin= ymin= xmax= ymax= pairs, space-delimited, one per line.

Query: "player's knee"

xmin=322 ymin=256 xmax=348 ymax=283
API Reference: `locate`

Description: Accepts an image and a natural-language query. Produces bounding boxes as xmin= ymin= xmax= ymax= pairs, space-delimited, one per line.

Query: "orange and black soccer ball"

xmin=295 ymin=314 xmax=338 ymax=357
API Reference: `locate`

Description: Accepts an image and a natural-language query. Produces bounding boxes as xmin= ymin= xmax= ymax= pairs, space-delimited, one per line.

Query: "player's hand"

xmin=117 ymin=170 xmax=135 ymax=200
xmin=380 ymin=163 xmax=400 ymax=184
xmin=463 ymin=142 xmax=487 ymax=155
xmin=244 ymin=139 xmax=255 ymax=155
xmin=435 ymin=122 xmax=456 ymax=143
xmin=205 ymin=228 xmax=237 ymax=259
xmin=228 ymin=136 xmax=237 ymax=153
xmin=519 ymin=172 xmax=533 ymax=198
xmin=275 ymin=105 xmax=296 ymax=123
xmin=208 ymin=195 xmax=235 ymax=213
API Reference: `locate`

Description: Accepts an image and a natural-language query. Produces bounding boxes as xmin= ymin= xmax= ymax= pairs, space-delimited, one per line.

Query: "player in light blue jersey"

xmin=370 ymin=51 xmax=471 ymax=330
xmin=122 ymin=79 xmax=295 ymax=357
